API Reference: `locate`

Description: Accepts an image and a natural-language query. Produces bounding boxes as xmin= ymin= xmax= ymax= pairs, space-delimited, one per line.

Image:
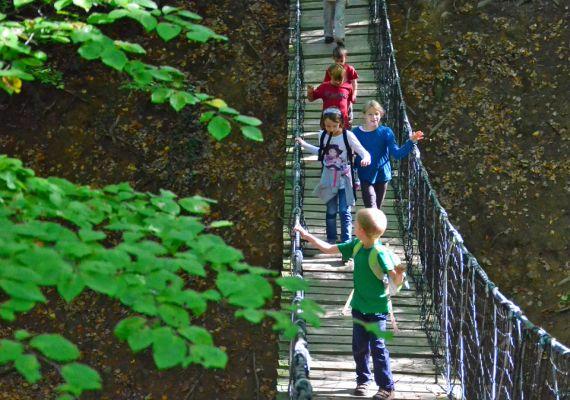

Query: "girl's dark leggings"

xmin=361 ymin=180 xmax=388 ymax=209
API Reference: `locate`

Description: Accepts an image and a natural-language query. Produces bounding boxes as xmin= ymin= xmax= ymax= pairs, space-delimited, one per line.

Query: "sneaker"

xmin=372 ymin=388 xmax=395 ymax=400
xmin=336 ymin=39 xmax=345 ymax=46
xmin=324 ymin=36 xmax=334 ymax=44
xmin=353 ymin=383 xmax=368 ymax=396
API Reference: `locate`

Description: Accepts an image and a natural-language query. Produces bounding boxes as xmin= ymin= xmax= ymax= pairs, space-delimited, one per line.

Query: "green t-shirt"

xmin=338 ymin=238 xmax=394 ymax=314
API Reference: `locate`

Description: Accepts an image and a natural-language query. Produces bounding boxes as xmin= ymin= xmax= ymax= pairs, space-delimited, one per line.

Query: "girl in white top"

xmin=296 ymin=107 xmax=371 ymax=243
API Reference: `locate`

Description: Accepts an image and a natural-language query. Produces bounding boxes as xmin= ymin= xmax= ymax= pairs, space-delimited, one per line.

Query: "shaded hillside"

xmin=390 ymin=0 xmax=569 ymax=342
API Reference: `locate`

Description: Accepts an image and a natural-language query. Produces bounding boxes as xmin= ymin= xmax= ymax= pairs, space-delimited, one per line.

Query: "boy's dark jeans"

xmin=351 ymin=309 xmax=395 ymax=391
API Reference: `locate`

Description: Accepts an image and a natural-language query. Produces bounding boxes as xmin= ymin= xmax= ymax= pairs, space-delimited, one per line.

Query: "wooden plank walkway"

xmin=279 ymin=1 xmax=448 ymax=399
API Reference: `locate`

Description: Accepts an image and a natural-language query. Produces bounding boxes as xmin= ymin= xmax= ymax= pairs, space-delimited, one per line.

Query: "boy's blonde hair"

xmin=363 ymin=100 xmax=385 ymax=117
xmin=356 ymin=208 xmax=387 ymax=239
xmin=328 ymin=63 xmax=345 ymax=82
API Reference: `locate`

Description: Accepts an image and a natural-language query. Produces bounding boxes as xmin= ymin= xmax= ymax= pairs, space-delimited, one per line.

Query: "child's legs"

xmin=325 ymin=193 xmax=339 ymax=243
xmin=323 ymin=1 xmax=334 ymax=37
xmin=352 ymin=309 xmax=372 ymax=385
xmin=334 ymin=0 xmax=346 ymax=40
xmin=369 ymin=314 xmax=394 ymax=390
xmin=373 ymin=181 xmax=388 ymax=209
xmin=338 ymin=188 xmax=352 ymax=242
xmin=360 ymin=181 xmax=377 ymax=208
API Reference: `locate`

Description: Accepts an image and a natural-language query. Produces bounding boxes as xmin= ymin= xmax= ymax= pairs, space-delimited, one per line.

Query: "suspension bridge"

xmin=279 ymin=0 xmax=569 ymax=399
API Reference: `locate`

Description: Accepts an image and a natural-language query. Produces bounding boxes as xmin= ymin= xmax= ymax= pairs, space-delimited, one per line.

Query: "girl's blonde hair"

xmin=363 ymin=100 xmax=385 ymax=117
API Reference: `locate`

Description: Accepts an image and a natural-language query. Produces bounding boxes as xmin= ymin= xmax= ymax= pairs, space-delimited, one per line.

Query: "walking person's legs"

xmin=338 ymin=188 xmax=352 ymax=242
xmin=370 ymin=313 xmax=395 ymax=400
xmin=373 ymin=181 xmax=388 ymax=209
xmin=323 ymin=0 xmax=335 ymax=43
xmin=325 ymin=192 xmax=339 ymax=243
xmin=352 ymin=310 xmax=372 ymax=395
xmin=334 ymin=0 xmax=346 ymax=44
xmin=361 ymin=181 xmax=377 ymax=209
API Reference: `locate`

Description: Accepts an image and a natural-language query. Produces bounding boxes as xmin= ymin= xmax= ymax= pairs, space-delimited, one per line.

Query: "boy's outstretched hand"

xmin=410 ymin=130 xmax=424 ymax=143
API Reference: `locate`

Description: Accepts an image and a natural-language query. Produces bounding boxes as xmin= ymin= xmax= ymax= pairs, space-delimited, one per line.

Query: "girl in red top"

xmin=324 ymin=46 xmax=359 ymax=125
xmin=308 ymin=64 xmax=353 ymax=129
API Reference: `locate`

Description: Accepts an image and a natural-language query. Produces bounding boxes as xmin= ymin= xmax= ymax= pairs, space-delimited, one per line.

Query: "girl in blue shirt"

xmin=353 ymin=100 xmax=424 ymax=209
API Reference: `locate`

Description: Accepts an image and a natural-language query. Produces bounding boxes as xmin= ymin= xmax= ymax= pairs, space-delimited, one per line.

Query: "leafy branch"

xmin=0 ymin=330 xmax=101 ymax=399
xmin=0 ymin=155 xmax=322 ymax=397
xmin=0 ymin=0 xmax=263 ymax=141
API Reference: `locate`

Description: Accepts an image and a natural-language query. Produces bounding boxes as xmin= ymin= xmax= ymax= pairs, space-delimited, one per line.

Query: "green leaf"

xmin=151 ymin=88 xmax=172 ymax=104
xmin=219 ymin=107 xmax=239 ymax=116
xmin=176 ymin=253 xmax=206 ymax=277
xmin=276 ymin=276 xmax=309 ymax=292
xmin=152 ymin=327 xmax=186 ymax=369
xmin=134 ymin=11 xmax=157 ymax=32
xmin=157 ymin=304 xmax=189 ymax=328
xmin=78 ymin=228 xmax=106 ymax=242
xmin=57 ymin=274 xmax=85 ymax=303
xmin=0 ymin=279 xmax=46 ymax=302
xmin=176 ymin=10 xmax=202 ymax=21
xmin=53 ymin=0 xmax=72 ymax=10
xmin=234 ymin=115 xmax=262 ymax=126
xmin=216 ymin=272 xmax=272 ymax=308
xmin=156 ymin=23 xmax=182 ymax=42
xmin=354 ymin=319 xmax=394 ymax=341
xmin=179 ymin=197 xmax=211 ymax=214
xmin=235 ymin=308 xmax=265 ymax=324
xmin=177 ymin=326 xmax=213 ymax=345
xmin=0 ymin=339 xmax=24 ymax=365
xmin=207 ymin=116 xmax=231 ymax=141
xmin=114 ymin=41 xmax=146 ymax=55
xmin=57 ymin=394 xmax=75 ymax=400
xmin=199 ymin=111 xmax=215 ymax=123
xmin=30 ymin=334 xmax=80 ymax=362
xmin=208 ymin=220 xmax=233 ymax=229
xmin=86 ymin=12 xmax=115 ymax=24
xmin=61 ymin=363 xmax=102 ymax=391
xmin=78 ymin=41 xmax=104 ymax=60
xmin=168 ymin=91 xmax=196 ymax=112
xmin=133 ymin=0 xmax=157 ymax=9
xmin=188 ymin=344 xmax=227 ymax=369
xmin=162 ymin=5 xmax=178 ymax=14
xmin=114 ymin=317 xmax=147 ymax=340
xmin=14 ymin=354 xmax=41 ymax=383
xmin=101 ymin=47 xmax=128 ymax=71
xmin=14 ymin=330 xmax=32 ymax=341
xmin=13 ymin=0 xmax=35 ymax=8
xmin=127 ymin=327 xmax=153 ymax=352
xmin=81 ymin=271 xmax=117 ymax=296
xmin=72 ymin=0 xmax=92 ymax=11
xmin=240 ymin=125 xmax=263 ymax=142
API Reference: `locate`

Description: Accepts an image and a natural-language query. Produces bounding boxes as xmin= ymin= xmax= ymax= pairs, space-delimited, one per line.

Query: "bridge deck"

xmin=279 ymin=1 xmax=447 ymax=399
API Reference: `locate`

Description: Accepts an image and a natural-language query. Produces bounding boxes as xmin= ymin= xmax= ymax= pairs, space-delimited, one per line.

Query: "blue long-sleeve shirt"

xmin=353 ymin=125 xmax=415 ymax=184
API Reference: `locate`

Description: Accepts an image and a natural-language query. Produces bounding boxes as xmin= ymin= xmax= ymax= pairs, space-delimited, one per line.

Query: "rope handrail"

xmin=286 ymin=0 xmax=312 ymax=398
xmin=369 ymin=0 xmax=569 ymax=398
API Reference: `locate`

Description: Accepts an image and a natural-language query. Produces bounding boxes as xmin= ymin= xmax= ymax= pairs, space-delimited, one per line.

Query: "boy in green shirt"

xmin=294 ymin=208 xmax=405 ymax=400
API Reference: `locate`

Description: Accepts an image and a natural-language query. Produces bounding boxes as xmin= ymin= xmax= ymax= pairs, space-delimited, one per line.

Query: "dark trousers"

xmin=361 ymin=180 xmax=388 ymax=209
xmin=352 ymin=309 xmax=394 ymax=390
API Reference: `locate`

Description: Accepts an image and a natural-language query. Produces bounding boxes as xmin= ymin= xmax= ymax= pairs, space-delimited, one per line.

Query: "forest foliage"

xmin=0 ymin=0 xmax=322 ymax=398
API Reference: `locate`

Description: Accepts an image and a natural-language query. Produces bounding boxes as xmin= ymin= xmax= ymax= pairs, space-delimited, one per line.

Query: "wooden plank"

xmin=279 ymin=334 xmax=431 ymax=347
xmin=278 ymin=343 xmax=433 ymax=357
xmin=276 ymin=379 xmax=448 ymax=397
xmin=279 ymin=356 xmax=436 ymax=374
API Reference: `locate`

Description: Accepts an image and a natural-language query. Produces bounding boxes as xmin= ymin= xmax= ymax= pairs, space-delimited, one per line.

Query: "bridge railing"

xmin=368 ymin=0 xmax=569 ymax=398
xmin=285 ymin=0 xmax=312 ymax=398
